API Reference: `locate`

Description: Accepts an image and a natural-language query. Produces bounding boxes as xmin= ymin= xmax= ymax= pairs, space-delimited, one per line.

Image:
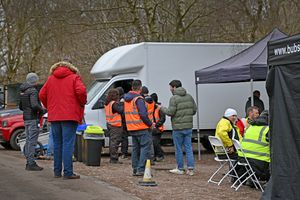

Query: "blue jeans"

xmin=24 ymin=119 xmax=39 ymax=165
xmin=46 ymin=127 xmax=54 ymax=156
xmin=172 ymin=129 xmax=194 ymax=170
xmin=131 ymin=129 xmax=152 ymax=173
xmin=51 ymin=121 xmax=77 ymax=176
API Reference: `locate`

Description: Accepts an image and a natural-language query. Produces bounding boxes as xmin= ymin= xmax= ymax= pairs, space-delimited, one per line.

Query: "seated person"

xmin=215 ymin=108 xmax=239 ymax=159
xmin=236 ymin=106 xmax=260 ymax=137
xmin=238 ymin=110 xmax=270 ymax=182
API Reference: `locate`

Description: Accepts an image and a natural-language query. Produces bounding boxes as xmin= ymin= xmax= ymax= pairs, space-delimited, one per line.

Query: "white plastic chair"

xmin=230 ymin=139 xmax=264 ymax=192
xmin=208 ymin=136 xmax=239 ymax=185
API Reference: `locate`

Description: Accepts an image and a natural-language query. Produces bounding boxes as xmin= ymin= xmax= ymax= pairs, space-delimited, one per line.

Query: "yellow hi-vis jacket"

xmin=238 ymin=125 xmax=270 ymax=162
xmin=215 ymin=117 xmax=241 ymax=148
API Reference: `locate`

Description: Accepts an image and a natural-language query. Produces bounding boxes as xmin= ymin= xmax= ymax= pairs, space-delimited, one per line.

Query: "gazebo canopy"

xmin=195 ymin=28 xmax=287 ymax=84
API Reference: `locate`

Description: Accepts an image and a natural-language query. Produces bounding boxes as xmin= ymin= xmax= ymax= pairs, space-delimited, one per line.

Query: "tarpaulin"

xmin=262 ymin=33 xmax=300 ymax=200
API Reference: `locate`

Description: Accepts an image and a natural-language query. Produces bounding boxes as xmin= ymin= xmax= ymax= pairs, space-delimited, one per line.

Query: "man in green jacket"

xmin=161 ymin=80 xmax=197 ymax=176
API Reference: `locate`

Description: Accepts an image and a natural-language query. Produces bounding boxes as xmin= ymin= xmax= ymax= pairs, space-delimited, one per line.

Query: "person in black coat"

xmin=19 ymin=73 xmax=46 ymax=171
xmin=151 ymin=93 xmax=166 ymax=162
xmin=116 ymin=87 xmax=129 ymax=159
xmin=245 ymin=90 xmax=265 ymax=115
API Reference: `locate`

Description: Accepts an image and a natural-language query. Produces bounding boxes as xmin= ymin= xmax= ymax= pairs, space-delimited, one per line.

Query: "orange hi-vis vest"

xmin=124 ymin=96 xmax=149 ymax=131
xmin=146 ymin=101 xmax=155 ymax=123
xmin=105 ymin=101 xmax=122 ymax=127
xmin=154 ymin=106 xmax=164 ymax=132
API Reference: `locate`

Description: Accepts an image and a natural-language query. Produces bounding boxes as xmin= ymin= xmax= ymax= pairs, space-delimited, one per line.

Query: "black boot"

xmin=26 ymin=163 xmax=43 ymax=171
xmin=109 ymin=159 xmax=123 ymax=164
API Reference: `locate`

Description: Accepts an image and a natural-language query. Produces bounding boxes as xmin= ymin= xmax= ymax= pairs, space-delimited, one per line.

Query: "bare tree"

xmin=1 ymin=0 xmax=300 ymax=85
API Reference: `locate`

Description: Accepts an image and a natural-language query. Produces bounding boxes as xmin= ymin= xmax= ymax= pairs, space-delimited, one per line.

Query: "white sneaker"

xmin=186 ymin=169 xmax=194 ymax=176
xmin=169 ymin=168 xmax=185 ymax=175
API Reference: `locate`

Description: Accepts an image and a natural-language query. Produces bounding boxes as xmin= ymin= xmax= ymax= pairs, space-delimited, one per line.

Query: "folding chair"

xmin=230 ymin=139 xmax=264 ymax=192
xmin=208 ymin=136 xmax=239 ymax=185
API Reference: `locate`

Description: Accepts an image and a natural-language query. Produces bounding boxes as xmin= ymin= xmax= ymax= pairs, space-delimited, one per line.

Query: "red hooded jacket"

xmin=39 ymin=62 xmax=87 ymax=123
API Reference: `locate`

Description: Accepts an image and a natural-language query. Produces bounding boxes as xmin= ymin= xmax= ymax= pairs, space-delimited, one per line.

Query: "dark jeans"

xmin=24 ymin=119 xmax=40 ymax=165
xmin=51 ymin=121 xmax=77 ymax=177
xmin=130 ymin=129 xmax=152 ymax=173
xmin=152 ymin=133 xmax=164 ymax=158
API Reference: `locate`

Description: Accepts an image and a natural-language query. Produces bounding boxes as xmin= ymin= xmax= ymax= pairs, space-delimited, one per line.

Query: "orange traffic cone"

xmin=138 ymin=159 xmax=157 ymax=186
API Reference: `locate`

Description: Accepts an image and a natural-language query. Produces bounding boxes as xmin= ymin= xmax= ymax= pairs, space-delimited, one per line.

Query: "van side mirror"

xmin=92 ymin=99 xmax=105 ymax=110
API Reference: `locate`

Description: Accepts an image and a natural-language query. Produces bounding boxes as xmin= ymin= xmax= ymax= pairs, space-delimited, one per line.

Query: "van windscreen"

xmin=87 ymin=80 xmax=109 ymax=104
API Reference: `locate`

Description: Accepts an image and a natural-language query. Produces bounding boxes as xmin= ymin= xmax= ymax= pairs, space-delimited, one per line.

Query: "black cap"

xmin=150 ymin=93 xmax=158 ymax=103
xmin=141 ymin=86 xmax=149 ymax=95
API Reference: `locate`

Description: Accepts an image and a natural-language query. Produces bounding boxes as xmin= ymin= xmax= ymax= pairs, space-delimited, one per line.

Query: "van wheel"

xmin=10 ymin=129 xmax=25 ymax=150
xmin=200 ymin=136 xmax=213 ymax=152
xmin=0 ymin=142 xmax=12 ymax=149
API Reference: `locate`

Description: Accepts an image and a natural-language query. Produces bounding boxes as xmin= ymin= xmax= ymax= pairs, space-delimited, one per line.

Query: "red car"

xmin=0 ymin=109 xmax=25 ymax=150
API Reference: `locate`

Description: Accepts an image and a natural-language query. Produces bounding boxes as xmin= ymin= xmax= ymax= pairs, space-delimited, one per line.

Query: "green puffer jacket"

xmin=161 ymin=87 xmax=197 ymax=130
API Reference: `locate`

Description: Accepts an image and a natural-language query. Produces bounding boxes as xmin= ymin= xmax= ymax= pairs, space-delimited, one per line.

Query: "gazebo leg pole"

xmin=250 ymin=79 xmax=254 ymax=106
xmin=196 ymin=84 xmax=201 ymax=160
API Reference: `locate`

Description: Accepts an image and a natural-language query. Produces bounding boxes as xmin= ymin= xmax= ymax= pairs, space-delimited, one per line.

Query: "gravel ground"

xmin=37 ymin=146 xmax=262 ymax=200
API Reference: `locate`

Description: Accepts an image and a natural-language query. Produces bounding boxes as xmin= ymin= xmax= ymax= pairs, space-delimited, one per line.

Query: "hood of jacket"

xmin=20 ymin=82 xmax=35 ymax=92
xmin=143 ymin=95 xmax=153 ymax=103
xmin=248 ymin=96 xmax=260 ymax=101
xmin=50 ymin=61 xmax=79 ymax=79
xmin=173 ymin=87 xmax=187 ymax=96
xmin=124 ymin=91 xmax=142 ymax=102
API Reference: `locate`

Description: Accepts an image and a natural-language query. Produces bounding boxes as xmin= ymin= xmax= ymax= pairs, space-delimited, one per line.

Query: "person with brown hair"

xmin=160 ymin=80 xmax=197 ymax=176
xmin=105 ymin=88 xmax=124 ymax=164
xmin=124 ymin=80 xmax=154 ymax=176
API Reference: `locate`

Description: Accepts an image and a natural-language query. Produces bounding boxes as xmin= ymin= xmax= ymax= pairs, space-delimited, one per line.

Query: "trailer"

xmin=84 ymin=42 xmax=268 ymax=149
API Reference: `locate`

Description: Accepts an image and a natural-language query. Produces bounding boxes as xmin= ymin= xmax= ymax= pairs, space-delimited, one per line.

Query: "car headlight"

xmin=2 ymin=120 xmax=8 ymax=127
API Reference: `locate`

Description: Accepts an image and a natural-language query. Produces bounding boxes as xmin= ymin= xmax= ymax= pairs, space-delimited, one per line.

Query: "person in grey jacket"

xmin=160 ymin=80 xmax=197 ymax=176
xmin=19 ymin=72 xmax=46 ymax=171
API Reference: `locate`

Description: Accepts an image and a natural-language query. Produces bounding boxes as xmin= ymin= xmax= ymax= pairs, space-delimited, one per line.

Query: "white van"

xmin=85 ymin=42 xmax=267 ymax=148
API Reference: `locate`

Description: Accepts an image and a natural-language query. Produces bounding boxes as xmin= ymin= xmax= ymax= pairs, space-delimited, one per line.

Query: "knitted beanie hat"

xmin=26 ymin=72 xmax=39 ymax=85
xmin=224 ymin=108 xmax=237 ymax=117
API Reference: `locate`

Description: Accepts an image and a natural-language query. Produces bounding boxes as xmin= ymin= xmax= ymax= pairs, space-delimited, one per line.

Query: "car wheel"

xmin=10 ymin=129 xmax=25 ymax=150
xmin=0 ymin=142 xmax=12 ymax=149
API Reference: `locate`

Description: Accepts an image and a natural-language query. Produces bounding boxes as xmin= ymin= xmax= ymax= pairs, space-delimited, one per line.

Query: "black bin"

xmin=82 ymin=135 xmax=86 ymax=164
xmin=74 ymin=131 xmax=83 ymax=162
xmin=83 ymin=133 xmax=104 ymax=166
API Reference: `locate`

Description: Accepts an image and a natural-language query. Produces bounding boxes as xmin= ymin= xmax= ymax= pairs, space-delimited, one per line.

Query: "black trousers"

xmin=237 ymin=157 xmax=270 ymax=181
xmin=152 ymin=133 xmax=164 ymax=158
xmin=121 ymin=130 xmax=128 ymax=156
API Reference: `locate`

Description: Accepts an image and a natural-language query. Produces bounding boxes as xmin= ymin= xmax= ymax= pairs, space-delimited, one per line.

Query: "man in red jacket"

xmin=39 ymin=60 xmax=87 ymax=179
